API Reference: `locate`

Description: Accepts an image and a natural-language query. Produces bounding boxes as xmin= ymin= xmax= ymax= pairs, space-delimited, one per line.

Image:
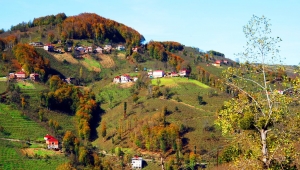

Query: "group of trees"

xmin=9 ymin=13 xmax=67 ymax=32
xmin=12 ymin=43 xmax=50 ymax=79
xmin=207 ymin=50 xmax=225 ymax=57
xmin=33 ymin=13 xmax=67 ymax=27
xmin=147 ymin=41 xmax=184 ymax=70
xmin=41 ymin=75 xmax=98 ymax=141
xmin=61 ymin=13 xmax=144 ymax=46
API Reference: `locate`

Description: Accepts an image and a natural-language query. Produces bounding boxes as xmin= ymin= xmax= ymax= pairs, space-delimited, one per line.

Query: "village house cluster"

xmin=212 ymin=59 xmax=228 ymax=67
xmin=113 ymin=68 xmax=191 ymax=84
xmin=147 ymin=68 xmax=191 ymax=79
xmin=9 ymin=71 xmax=40 ymax=81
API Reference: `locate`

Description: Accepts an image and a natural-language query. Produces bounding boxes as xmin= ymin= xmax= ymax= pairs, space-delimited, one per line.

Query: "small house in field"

xmin=44 ymin=134 xmax=59 ymax=149
xmin=113 ymin=76 xmax=121 ymax=83
xmin=153 ymin=70 xmax=164 ymax=78
xmin=121 ymin=74 xmax=130 ymax=83
xmin=179 ymin=69 xmax=190 ymax=77
xmin=30 ymin=73 xmax=39 ymax=81
xmin=44 ymin=44 xmax=54 ymax=52
xmin=131 ymin=156 xmax=143 ymax=169
xmin=15 ymin=71 xmax=26 ymax=79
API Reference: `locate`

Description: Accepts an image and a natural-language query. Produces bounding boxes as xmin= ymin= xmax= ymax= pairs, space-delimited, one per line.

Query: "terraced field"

xmin=0 ymin=139 xmax=67 ymax=170
xmin=0 ymin=104 xmax=47 ymax=140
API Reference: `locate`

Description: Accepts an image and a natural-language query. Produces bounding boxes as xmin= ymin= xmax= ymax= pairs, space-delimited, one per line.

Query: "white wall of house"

xmin=153 ymin=71 xmax=164 ymax=78
xmin=121 ymin=75 xmax=130 ymax=83
xmin=131 ymin=157 xmax=143 ymax=169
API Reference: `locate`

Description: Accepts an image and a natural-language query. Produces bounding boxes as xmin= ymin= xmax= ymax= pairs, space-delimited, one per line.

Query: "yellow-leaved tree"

xmin=215 ymin=15 xmax=300 ymax=169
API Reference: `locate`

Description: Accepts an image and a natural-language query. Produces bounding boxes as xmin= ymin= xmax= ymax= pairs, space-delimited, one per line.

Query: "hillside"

xmin=1 ymin=12 xmax=298 ymax=170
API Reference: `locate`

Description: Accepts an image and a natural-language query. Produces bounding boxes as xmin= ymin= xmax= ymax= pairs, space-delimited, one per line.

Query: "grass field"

xmin=151 ymin=77 xmax=210 ymax=88
xmin=97 ymin=83 xmax=132 ymax=110
xmin=0 ymin=81 xmax=7 ymax=94
xmin=0 ymin=103 xmax=48 ymax=140
xmin=80 ymin=55 xmax=101 ymax=72
xmin=0 ymin=139 xmax=68 ymax=170
xmin=16 ymin=81 xmax=35 ymax=89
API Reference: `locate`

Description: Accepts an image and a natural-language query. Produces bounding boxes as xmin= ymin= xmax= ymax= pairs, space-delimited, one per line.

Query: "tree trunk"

xmin=260 ymin=129 xmax=269 ymax=168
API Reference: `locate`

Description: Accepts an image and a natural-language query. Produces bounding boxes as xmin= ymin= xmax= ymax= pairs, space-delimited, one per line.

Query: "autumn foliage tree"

xmin=215 ymin=15 xmax=300 ymax=169
xmin=13 ymin=43 xmax=50 ymax=79
xmin=61 ymin=13 xmax=144 ymax=46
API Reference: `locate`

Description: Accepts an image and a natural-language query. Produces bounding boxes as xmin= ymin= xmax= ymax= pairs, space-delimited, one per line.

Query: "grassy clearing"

xmin=0 ymin=81 xmax=7 ymax=94
xmin=0 ymin=77 xmax=7 ymax=81
xmin=0 ymin=139 xmax=68 ymax=170
xmin=98 ymin=54 xmax=116 ymax=68
xmin=97 ymin=84 xmax=132 ymax=110
xmin=0 ymin=103 xmax=48 ymax=140
xmin=52 ymin=53 xmax=79 ymax=64
xmin=44 ymin=110 xmax=77 ymax=134
xmin=151 ymin=77 xmax=210 ymax=88
xmin=80 ymin=55 xmax=101 ymax=72
xmin=16 ymin=81 xmax=35 ymax=89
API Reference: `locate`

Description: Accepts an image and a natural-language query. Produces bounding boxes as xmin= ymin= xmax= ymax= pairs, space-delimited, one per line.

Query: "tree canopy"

xmin=61 ymin=13 xmax=144 ymax=46
xmin=215 ymin=15 xmax=300 ymax=169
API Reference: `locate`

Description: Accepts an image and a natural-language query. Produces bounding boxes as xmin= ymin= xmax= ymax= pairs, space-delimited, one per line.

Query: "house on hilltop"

xmin=44 ymin=134 xmax=59 ymax=149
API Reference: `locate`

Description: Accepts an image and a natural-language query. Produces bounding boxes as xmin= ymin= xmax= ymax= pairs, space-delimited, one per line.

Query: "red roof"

xmin=44 ymin=134 xmax=54 ymax=139
xmin=47 ymin=138 xmax=58 ymax=142
xmin=215 ymin=60 xmax=221 ymax=64
xmin=115 ymin=76 xmax=120 ymax=78
xmin=16 ymin=71 xmax=26 ymax=74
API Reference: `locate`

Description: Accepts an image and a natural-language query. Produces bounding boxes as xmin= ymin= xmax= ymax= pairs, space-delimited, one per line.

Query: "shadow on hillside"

xmin=90 ymin=103 xmax=105 ymax=141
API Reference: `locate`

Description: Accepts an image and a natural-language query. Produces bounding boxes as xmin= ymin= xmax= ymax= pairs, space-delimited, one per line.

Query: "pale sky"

xmin=0 ymin=0 xmax=299 ymax=65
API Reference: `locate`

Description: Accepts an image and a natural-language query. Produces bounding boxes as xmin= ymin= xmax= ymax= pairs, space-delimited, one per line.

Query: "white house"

xmin=15 ymin=71 xmax=26 ymax=79
xmin=121 ymin=74 xmax=130 ymax=83
xmin=95 ymin=47 xmax=103 ymax=53
xmin=131 ymin=157 xmax=143 ymax=169
xmin=116 ymin=45 xmax=125 ymax=51
xmin=152 ymin=70 xmax=164 ymax=78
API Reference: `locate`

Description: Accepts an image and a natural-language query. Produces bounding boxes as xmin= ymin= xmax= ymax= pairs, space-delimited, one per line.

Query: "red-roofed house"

xmin=44 ymin=134 xmax=59 ymax=149
xmin=15 ymin=71 xmax=26 ymax=79
xmin=113 ymin=76 xmax=121 ymax=83
xmin=171 ymin=72 xmax=179 ymax=77
xmin=212 ymin=60 xmax=221 ymax=67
